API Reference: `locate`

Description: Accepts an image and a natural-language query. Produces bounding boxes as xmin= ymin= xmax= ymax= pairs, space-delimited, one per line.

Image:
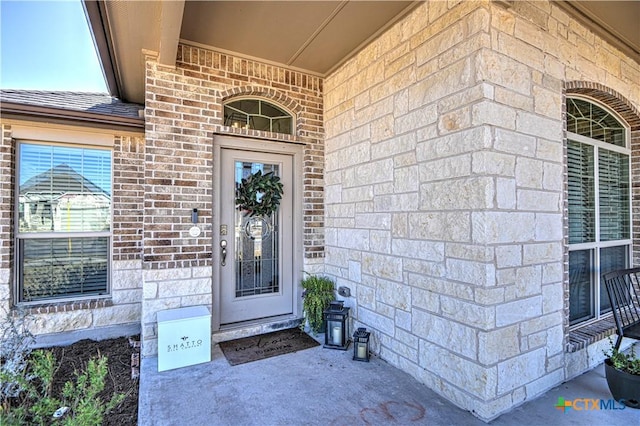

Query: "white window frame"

xmin=567 ymin=95 xmax=632 ymax=327
xmin=14 ymin=137 xmax=113 ymax=305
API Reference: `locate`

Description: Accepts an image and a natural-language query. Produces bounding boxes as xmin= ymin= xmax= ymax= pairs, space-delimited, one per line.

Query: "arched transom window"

xmin=223 ymin=98 xmax=294 ymax=135
xmin=567 ymin=96 xmax=631 ymax=325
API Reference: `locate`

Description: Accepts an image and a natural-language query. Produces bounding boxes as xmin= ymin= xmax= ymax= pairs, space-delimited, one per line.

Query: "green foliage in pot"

xmin=301 ymin=274 xmax=335 ymax=335
xmin=605 ymin=340 xmax=640 ymax=375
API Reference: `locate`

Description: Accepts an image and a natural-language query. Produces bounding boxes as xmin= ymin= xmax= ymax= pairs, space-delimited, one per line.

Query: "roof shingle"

xmin=0 ymin=89 xmax=143 ymax=120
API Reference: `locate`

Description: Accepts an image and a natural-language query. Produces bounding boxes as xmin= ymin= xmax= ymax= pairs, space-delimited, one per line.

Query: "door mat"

xmin=219 ymin=328 xmax=320 ymax=366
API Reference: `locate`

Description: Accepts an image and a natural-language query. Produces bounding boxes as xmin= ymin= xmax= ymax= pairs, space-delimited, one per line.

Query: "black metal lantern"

xmin=323 ymin=301 xmax=350 ymax=350
xmin=352 ymin=328 xmax=370 ymax=362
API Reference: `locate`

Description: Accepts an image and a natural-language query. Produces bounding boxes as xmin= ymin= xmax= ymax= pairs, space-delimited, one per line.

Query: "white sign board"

xmin=157 ymin=306 xmax=211 ymax=372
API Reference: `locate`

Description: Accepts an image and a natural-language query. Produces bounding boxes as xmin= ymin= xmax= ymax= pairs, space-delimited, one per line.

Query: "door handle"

xmin=220 ymin=240 xmax=227 ymax=266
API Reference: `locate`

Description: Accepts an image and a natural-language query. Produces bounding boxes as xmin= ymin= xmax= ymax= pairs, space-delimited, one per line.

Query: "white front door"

xmin=218 ymin=145 xmax=294 ymax=325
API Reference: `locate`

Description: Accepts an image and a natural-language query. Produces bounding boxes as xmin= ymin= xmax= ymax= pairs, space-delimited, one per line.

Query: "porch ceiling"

xmin=84 ymin=1 xmax=640 ymax=105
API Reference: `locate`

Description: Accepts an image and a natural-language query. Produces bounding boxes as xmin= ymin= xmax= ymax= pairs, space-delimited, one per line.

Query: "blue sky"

xmin=1 ymin=0 xmax=107 ymax=92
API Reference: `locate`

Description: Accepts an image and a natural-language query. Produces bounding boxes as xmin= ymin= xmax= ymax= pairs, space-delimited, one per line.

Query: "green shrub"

xmin=301 ymin=274 xmax=335 ymax=335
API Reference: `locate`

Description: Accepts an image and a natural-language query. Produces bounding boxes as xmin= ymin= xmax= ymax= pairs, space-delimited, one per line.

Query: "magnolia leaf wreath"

xmin=235 ymin=170 xmax=284 ymax=217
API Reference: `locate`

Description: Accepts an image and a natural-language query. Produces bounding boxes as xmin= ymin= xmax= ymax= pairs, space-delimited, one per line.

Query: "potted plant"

xmin=300 ymin=274 xmax=335 ymax=335
xmin=604 ymin=340 xmax=640 ymax=408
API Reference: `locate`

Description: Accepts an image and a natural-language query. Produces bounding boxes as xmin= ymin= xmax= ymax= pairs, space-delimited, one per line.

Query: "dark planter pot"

xmin=604 ymin=359 xmax=640 ymax=409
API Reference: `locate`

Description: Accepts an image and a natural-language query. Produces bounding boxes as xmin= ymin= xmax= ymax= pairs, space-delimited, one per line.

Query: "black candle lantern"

xmin=323 ymin=301 xmax=350 ymax=350
xmin=353 ymin=328 xmax=370 ymax=362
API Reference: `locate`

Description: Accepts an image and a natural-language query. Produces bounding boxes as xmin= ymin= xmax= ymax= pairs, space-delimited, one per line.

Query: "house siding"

xmin=140 ymin=46 xmax=325 ymax=355
xmin=324 ymin=0 xmax=639 ymax=421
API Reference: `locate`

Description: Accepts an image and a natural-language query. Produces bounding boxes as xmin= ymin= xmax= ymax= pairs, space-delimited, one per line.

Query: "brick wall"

xmin=0 ymin=124 xmax=15 ymax=314
xmin=323 ymin=0 xmax=639 ymax=421
xmin=140 ymin=45 xmax=325 ymax=355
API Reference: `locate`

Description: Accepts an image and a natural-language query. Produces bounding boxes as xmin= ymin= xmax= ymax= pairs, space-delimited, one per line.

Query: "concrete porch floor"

xmin=138 ymin=335 xmax=637 ymax=425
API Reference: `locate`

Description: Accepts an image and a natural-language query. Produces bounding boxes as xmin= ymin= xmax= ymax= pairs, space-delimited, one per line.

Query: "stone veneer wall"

xmin=0 ymin=124 xmax=144 ymax=337
xmin=141 ymin=45 xmax=324 ymax=355
xmin=323 ymin=0 xmax=639 ymax=421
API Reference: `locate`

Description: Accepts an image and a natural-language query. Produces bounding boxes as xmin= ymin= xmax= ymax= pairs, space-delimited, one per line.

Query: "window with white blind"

xmin=567 ymin=97 xmax=631 ymax=325
xmin=16 ymin=142 xmax=112 ymax=303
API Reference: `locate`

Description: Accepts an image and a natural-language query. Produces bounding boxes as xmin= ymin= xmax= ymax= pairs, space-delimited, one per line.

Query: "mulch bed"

xmin=7 ymin=336 xmax=140 ymax=425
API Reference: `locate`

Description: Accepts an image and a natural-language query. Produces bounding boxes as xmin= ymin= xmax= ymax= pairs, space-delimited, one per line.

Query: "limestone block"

xmin=389 ymin=338 xmax=418 ymax=362
xmin=0 ymin=268 xmax=9 ymax=285
xmin=146 ymin=268 xmax=194 ymax=282
xmin=478 ymin=325 xmax=520 ymax=364
xmin=413 ymin=310 xmax=477 ymax=359
xmin=394 ymin=106 xmax=438 ymax=139
xmin=494 ymin=86 xmax=534 ymax=112
xmin=407 ymin=210 xmax=472 ymax=243
xmin=475 ymin=287 xmax=505 ymax=305
xmin=533 ymin=85 xmax=562 ymax=118
xmin=142 ymin=281 xmax=159 ymax=300
xmin=518 ymin=312 xmax=563 ymax=336
xmin=419 ymin=340 xmax=495 ymax=399
xmin=112 ymin=289 xmax=144 ymax=304
xmin=497 ymin=347 xmax=546 ymax=393
xmin=516 ymin=111 xmax=562 ymax=141
xmin=542 ymin=262 xmax=563 ymax=284
xmin=395 ymin=327 xmax=418 ymax=348
xmin=142 ymin=339 xmax=158 ymax=358
xmin=409 ymin=58 xmax=473 ymax=109
xmin=546 ymin=324 xmax=564 ymax=355
xmin=348 ymin=260 xmax=362 ymax=283
xmin=475 ymin=49 xmax=531 ymax=95
xmin=494 ymin=128 xmax=536 ymax=157
xmin=395 ymin=309 xmax=412 ymax=331
xmin=354 ymin=213 xmax=391 ymax=231
xmin=392 ymin=238 xmax=444 ymax=262
xmin=412 ymin=287 xmax=440 ymax=313
xmin=523 ymin=242 xmax=562 ymax=265
xmin=369 ymin=230 xmax=390 ymax=254
xmin=536 ymin=138 xmax=563 ymax=162
xmin=180 ymin=295 xmax=212 ymax=306
xmin=495 ymin=295 xmax=542 ymax=327
xmin=495 ymin=245 xmax=522 ymax=268
xmin=440 ymin=85 xmax=491 ymax=116
xmin=158 ymin=277 xmax=211 ymax=299
xmin=438 ymin=106 xmax=472 ymax=135
xmin=362 ymin=253 xmax=402 ymax=281
xmin=542 ymin=162 xmax=563 ymax=191
xmin=525 ymin=369 xmax=564 ymax=400
xmin=534 ymin=213 xmax=562 ymax=241
xmin=419 ymin=154 xmax=472 ymax=182
xmin=445 ymin=243 xmax=493 ymax=262
xmin=515 ymin=157 xmax=543 ymax=189
xmin=393 ymin=165 xmax=419 ymax=193
xmin=473 ymin=212 xmax=535 ymax=244
xmin=542 ymin=282 xmax=564 ymax=315
xmin=358 ymin=306 xmax=395 ymax=336
xmin=417 ymin=126 xmax=490 ymax=160
xmin=496 ymin=178 xmax=516 ymax=209
xmin=441 ymin=295 xmax=495 ymax=330
xmin=376 ymin=279 xmax=411 ymax=312
xmin=112 ymin=269 xmax=142 ymax=291
xmin=515 ymin=265 xmax=542 ymax=297
xmin=357 ymin=284 xmax=376 ymax=310
xmin=28 ymin=311 xmax=92 ymax=335
xmin=405 ymin=272 xmax=477 ymax=300
xmin=141 ymin=297 xmax=182 ymax=323
xmin=421 ymin=177 xmax=494 ymax=210
xmin=374 ymin=193 xmax=419 ymax=212
xmin=472 ymin=101 xmax=516 ymax=129
xmin=416 ymin=20 xmax=464 ymax=66
xmin=517 ymin=189 xmax=560 ymax=212
xmin=472 ymin=151 xmax=516 ymax=176
xmin=93 ymin=305 xmax=141 ymax=327
xmin=339 ymin=229 xmax=370 ymax=251
xmin=326 ymin=247 xmax=350 ymax=268
xmin=500 ymin=30 xmax=545 ymax=72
